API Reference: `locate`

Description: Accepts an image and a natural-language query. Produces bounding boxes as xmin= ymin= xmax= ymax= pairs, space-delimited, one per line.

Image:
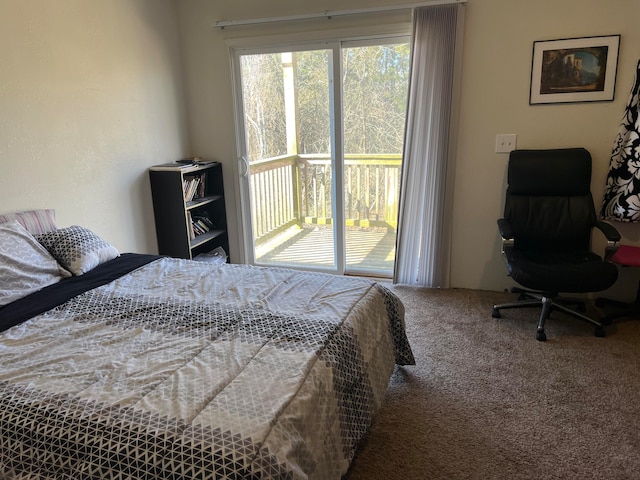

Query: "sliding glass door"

xmin=232 ymin=37 xmax=409 ymax=276
xmin=341 ymin=41 xmax=409 ymax=274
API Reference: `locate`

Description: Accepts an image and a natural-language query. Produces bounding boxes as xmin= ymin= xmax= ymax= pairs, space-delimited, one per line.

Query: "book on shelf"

xmin=177 ymin=157 xmax=200 ymax=164
xmin=183 ymin=177 xmax=200 ymax=202
xmin=192 ymin=223 xmax=205 ymax=236
xmin=194 ymin=158 xmax=218 ymax=165
xmin=150 ymin=162 xmax=195 ymax=171
xmin=187 ymin=212 xmax=195 ymax=239
xmin=178 ymin=157 xmax=219 ymax=166
xmin=190 ymin=215 xmax=214 ymax=237
xmin=197 ymin=173 xmax=206 ymax=198
xmin=150 ymin=157 xmax=218 ymax=173
xmin=183 ymin=172 xmax=207 ymax=202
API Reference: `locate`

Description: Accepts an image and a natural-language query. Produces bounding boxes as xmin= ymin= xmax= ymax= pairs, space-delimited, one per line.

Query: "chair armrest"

xmin=497 ymin=218 xmax=514 ymax=253
xmin=595 ymin=220 xmax=621 ymax=242
xmin=497 ymin=218 xmax=513 ymax=240
xmin=594 ymin=220 xmax=621 ymax=260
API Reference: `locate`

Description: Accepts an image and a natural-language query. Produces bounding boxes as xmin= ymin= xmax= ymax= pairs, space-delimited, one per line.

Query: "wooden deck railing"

xmin=249 ymin=153 xmax=401 ymax=245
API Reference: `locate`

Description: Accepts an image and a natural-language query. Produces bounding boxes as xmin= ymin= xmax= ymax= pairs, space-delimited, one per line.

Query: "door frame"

xmin=230 ymin=32 xmax=411 ymax=273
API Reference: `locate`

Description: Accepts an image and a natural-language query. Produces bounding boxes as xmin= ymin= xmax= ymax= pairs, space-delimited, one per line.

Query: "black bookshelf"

xmin=149 ymin=162 xmax=228 ymax=260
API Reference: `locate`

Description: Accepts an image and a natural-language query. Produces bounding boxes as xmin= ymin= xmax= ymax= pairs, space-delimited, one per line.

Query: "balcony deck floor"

xmin=255 ymin=225 xmax=396 ymax=277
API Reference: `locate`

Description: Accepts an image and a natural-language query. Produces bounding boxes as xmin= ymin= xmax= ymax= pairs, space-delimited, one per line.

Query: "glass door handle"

xmin=239 ymin=156 xmax=249 ymax=177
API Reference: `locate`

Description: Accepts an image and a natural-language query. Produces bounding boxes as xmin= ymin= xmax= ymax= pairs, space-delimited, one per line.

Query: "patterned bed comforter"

xmin=0 ymin=257 xmax=414 ymax=479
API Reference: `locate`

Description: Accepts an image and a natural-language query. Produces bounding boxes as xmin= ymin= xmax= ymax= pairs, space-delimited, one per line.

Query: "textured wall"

xmin=0 ymin=0 xmax=188 ymax=254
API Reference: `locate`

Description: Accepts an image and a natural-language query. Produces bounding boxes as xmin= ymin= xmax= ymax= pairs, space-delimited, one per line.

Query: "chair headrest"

xmin=507 ymin=148 xmax=592 ymax=196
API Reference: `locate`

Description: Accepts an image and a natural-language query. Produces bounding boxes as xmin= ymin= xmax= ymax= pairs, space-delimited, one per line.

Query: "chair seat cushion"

xmin=505 ymin=250 xmax=618 ymax=294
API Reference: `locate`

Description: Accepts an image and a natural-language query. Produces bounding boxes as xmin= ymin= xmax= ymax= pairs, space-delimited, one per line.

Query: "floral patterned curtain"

xmin=601 ymin=59 xmax=640 ymax=222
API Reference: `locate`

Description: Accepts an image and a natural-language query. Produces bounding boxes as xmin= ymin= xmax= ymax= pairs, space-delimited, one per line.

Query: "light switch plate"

xmin=495 ymin=134 xmax=517 ymax=153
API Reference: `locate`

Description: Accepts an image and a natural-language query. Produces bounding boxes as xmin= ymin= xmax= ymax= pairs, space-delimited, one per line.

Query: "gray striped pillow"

xmin=0 ymin=209 xmax=57 ymax=235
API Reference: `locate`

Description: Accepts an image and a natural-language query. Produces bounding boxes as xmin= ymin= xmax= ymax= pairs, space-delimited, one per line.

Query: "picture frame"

xmin=529 ymin=34 xmax=620 ymax=105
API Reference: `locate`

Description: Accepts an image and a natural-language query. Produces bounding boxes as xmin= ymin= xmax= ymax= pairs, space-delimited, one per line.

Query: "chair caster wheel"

xmin=600 ymin=316 xmax=612 ymax=326
xmin=492 ymin=308 xmax=501 ymax=318
xmin=595 ymin=325 xmax=606 ymax=337
xmin=536 ymin=329 xmax=547 ymax=341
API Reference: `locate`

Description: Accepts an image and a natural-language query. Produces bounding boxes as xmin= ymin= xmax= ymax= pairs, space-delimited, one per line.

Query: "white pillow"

xmin=36 ymin=226 xmax=119 ymax=276
xmin=0 ymin=220 xmax=70 ymax=306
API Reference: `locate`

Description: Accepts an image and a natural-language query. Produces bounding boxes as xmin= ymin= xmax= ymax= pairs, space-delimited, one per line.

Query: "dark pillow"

xmin=37 ymin=226 xmax=119 ymax=276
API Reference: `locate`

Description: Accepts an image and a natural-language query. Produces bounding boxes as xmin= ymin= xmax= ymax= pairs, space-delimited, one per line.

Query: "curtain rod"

xmin=214 ymin=0 xmax=466 ymax=28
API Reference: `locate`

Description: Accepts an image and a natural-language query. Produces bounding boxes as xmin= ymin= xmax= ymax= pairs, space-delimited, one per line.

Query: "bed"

xmin=0 ymin=210 xmax=414 ymax=479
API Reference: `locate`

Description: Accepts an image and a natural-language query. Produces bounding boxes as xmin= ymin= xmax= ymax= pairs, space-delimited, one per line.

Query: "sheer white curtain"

xmin=393 ymin=4 xmax=463 ymax=286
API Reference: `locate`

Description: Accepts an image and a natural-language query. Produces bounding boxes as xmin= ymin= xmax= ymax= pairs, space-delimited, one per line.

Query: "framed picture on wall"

xmin=529 ymin=34 xmax=620 ymax=105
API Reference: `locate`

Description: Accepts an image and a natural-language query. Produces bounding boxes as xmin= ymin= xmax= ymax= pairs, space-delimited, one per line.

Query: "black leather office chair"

xmin=492 ymin=148 xmax=621 ymax=341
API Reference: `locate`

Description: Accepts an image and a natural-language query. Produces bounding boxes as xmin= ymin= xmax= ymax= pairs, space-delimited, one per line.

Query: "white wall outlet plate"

xmin=495 ymin=134 xmax=517 ymax=153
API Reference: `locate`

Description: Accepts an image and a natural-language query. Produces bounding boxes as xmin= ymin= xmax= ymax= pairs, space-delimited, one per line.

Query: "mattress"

xmin=0 ymin=254 xmax=414 ymax=479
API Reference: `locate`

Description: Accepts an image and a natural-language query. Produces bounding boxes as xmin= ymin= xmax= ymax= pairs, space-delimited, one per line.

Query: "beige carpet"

xmin=345 ymin=287 xmax=640 ymax=480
